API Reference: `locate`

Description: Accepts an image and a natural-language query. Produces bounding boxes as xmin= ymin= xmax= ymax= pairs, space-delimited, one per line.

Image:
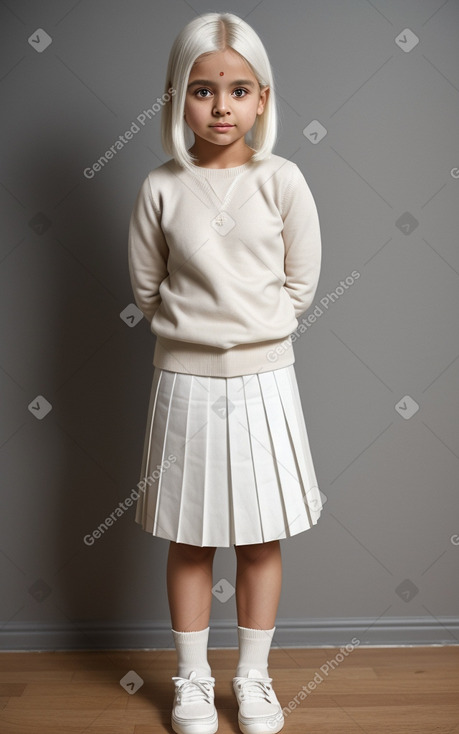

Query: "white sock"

xmin=235 ymin=625 xmax=275 ymax=678
xmin=171 ymin=626 xmax=212 ymax=679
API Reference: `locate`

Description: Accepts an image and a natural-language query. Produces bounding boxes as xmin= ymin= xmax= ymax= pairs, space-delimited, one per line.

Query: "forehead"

xmin=190 ymin=47 xmax=254 ymax=77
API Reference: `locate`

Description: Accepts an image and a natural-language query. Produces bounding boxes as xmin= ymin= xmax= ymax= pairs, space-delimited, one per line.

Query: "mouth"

xmin=210 ymin=124 xmax=234 ymax=128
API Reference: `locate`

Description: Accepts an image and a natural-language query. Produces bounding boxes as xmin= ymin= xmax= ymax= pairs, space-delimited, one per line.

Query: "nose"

xmin=213 ymin=92 xmax=230 ymax=115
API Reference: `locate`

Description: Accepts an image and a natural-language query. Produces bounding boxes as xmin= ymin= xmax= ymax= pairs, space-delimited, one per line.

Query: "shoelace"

xmin=234 ymin=675 xmax=274 ymax=703
xmin=172 ymin=672 xmax=215 ymax=704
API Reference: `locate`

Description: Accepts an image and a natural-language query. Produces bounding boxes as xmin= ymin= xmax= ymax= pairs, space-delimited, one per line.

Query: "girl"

xmin=128 ymin=12 xmax=323 ymax=734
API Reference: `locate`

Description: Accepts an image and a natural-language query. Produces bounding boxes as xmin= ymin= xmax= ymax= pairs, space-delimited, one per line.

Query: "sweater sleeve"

xmin=128 ymin=174 xmax=169 ymax=324
xmin=281 ymin=164 xmax=322 ymax=318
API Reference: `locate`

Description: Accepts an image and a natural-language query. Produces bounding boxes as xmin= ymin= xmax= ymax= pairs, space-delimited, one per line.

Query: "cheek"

xmin=185 ymin=99 xmax=204 ymax=122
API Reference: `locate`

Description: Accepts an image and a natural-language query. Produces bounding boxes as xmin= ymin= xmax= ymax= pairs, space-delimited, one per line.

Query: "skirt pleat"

xmin=135 ymin=365 xmax=323 ymax=547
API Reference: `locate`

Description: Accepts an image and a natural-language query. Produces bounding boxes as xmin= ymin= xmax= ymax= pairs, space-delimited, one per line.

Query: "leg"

xmin=167 ymin=540 xmax=217 ymax=631
xmin=234 ymin=540 xmax=282 ymax=629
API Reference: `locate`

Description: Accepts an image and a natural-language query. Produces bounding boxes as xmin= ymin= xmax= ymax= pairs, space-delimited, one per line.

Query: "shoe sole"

xmin=237 ymin=710 xmax=284 ymax=734
xmin=171 ymin=709 xmax=218 ymax=734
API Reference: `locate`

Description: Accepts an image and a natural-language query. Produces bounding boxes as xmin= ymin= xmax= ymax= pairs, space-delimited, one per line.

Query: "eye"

xmin=193 ymin=87 xmax=249 ymax=98
xmin=194 ymin=88 xmax=211 ymax=98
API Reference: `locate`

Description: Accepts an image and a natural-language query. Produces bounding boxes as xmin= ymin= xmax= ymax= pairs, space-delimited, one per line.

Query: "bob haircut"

xmin=161 ymin=12 xmax=278 ymax=171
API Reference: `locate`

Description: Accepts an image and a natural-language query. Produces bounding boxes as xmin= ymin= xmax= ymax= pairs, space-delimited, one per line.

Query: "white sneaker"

xmin=171 ymin=669 xmax=218 ymax=734
xmin=232 ymin=668 xmax=284 ymax=734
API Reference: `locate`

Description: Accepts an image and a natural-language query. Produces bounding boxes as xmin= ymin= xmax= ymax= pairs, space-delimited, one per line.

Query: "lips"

xmin=211 ymin=124 xmax=234 ymax=127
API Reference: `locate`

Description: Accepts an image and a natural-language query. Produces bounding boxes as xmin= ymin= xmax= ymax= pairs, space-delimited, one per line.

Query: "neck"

xmin=188 ymin=141 xmax=255 ymax=169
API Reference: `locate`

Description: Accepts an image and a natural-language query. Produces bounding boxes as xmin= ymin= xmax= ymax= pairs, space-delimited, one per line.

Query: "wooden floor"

xmin=0 ymin=646 xmax=458 ymax=733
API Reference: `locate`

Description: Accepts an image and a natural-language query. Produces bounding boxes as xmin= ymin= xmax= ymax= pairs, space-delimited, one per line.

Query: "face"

xmin=184 ymin=47 xmax=269 ymax=152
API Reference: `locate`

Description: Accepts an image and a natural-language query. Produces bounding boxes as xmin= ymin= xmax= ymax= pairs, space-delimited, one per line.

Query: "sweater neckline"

xmin=187 ymin=152 xmax=257 ymax=179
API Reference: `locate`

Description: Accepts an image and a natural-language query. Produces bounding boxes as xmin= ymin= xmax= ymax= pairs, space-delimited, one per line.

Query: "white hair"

xmin=161 ymin=12 xmax=278 ymax=171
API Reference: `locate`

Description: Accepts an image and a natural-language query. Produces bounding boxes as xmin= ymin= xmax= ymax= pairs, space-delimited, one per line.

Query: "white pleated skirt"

xmin=134 ymin=364 xmax=323 ymax=547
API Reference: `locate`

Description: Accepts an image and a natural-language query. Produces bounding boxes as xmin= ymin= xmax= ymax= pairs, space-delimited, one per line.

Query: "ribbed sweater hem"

xmin=152 ymin=335 xmax=295 ymax=377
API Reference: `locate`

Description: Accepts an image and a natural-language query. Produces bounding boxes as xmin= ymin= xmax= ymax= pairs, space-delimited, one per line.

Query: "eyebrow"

xmin=187 ymin=78 xmax=256 ymax=89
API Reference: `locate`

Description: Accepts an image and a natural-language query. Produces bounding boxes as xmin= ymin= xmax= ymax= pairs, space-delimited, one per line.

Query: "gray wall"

xmin=1 ymin=0 xmax=458 ymax=652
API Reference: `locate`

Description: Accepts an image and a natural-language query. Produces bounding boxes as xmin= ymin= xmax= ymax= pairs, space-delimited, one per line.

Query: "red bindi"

xmin=219 ymin=71 xmax=224 ymax=76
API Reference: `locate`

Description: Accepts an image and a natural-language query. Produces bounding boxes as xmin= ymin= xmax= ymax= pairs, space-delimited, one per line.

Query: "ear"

xmin=257 ymin=86 xmax=269 ymax=115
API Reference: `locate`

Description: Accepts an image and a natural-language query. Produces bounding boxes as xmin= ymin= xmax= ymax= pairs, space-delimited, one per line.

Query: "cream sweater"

xmin=128 ymin=153 xmax=321 ymax=377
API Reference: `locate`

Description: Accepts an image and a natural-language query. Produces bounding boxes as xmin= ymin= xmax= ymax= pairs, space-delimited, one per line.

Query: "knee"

xmin=235 ymin=540 xmax=279 ymax=563
xmin=171 ymin=541 xmax=217 ymax=563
